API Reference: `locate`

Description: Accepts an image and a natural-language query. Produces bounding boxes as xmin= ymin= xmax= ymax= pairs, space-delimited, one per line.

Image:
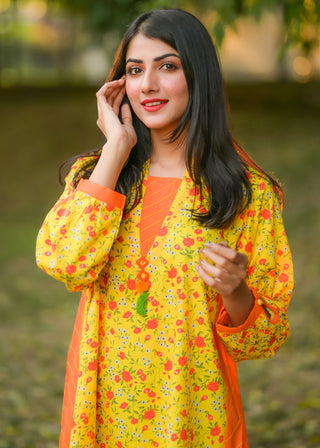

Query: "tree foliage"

xmin=51 ymin=0 xmax=319 ymax=54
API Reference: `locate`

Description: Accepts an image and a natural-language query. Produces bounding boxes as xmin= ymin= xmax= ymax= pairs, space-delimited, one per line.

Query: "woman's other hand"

xmin=197 ymin=242 xmax=254 ymax=326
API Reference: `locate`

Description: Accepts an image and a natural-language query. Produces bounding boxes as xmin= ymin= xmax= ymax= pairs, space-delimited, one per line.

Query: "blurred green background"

xmin=1 ymin=1 xmax=320 ymax=447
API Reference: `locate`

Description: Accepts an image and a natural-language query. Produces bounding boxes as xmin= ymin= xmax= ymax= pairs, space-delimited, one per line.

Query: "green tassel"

xmin=137 ymin=291 xmax=148 ymax=316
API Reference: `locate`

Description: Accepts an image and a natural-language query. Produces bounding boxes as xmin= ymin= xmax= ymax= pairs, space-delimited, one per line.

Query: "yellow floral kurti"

xmin=36 ymin=157 xmax=294 ymax=448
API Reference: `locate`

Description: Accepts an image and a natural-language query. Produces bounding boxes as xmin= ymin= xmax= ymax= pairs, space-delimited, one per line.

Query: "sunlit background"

xmin=1 ymin=0 xmax=320 ymax=86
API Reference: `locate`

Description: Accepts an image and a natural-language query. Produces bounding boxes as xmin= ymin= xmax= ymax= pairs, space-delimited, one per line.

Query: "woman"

xmin=36 ymin=8 xmax=294 ymax=448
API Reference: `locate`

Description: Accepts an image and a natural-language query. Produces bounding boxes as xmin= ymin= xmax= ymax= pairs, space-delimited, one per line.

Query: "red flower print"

xmin=171 ymin=434 xmax=178 ymax=441
xmin=122 ymin=371 xmax=133 ymax=382
xmin=84 ymin=205 xmax=93 ymax=214
xmin=57 ymin=208 xmax=66 ymax=217
xmin=211 ymin=425 xmax=221 ymax=436
xmin=88 ymin=360 xmax=97 ymax=371
xmin=127 ymin=279 xmax=136 ymax=290
xmin=131 ymin=418 xmax=138 ymax=424
xmin=178 ymin=356 xmax=187 ymax=366
xmin=65 ymin=264 xmax=76 ymax=275
xmin=134 ymin=327 xmax=141 ymax=334
xmin=247 ymin=266 xmax=255 ymax=275
xmin=120 ymin=402 xmax=128 ymax=409
xmin=259 ymin=258 xmax=266 ymax=265
xmin=195 ymin=336 xmax=206 ymax=348
xmin=259 ymin=181 xmax=266 ymax=190
xmin=183 ymin=237 xmax=194 ymax=247
xmin=168 ymin=267 xmax=177 ymax=278
xmin=269 ymin=335 xmax=277 ymax=346
xmin=260 ymin=209 xmax=272 ymax=219
xmin=197 ymin=317 xmax=204 ymax=325
xmin=123 ymin=311 xmax=132 ymax=318
xmin=279 ymin=273 xmax=289 ymax=283
xmin=116 ymin=442 xmax=122 ymax=448
xmin=142 ymin=425 xmax=148 ymax=431
xmin=146 ymin=318 xmax=158 ymax=329
xmin=181 ymin=409 xmax=187 ymax=417
xmin=189 ymin=186 xmax=200 ymax=196
xmin=125 ymin=260 xmax=132 ymax=268
xmin=119 ymin=352 xmax=125 ymax=360
xmin=106 ymin=391 xmax=114 ymax=400
xmin=207 ymin=381 xmax=219 ymax=391
xmin=164 ymin=360 xmax=173 ymax=371
xmin=158 ymin=226 xmax=168 ymax=236
xmin=245 ymin=242 xmax=253 ymax=253
xmin=182 ymin=264 xmax=188 ymax=272
xmin=143 ymin=409 xmax=155 ymax=420
xmin=176 ymin=384 xmax=182 ymax=391
xmin=180 ymin=429 xmax=188 ymax=441
xmin=108 ymin=301 xmax=117 ymax=311
xmin=118 ymin=236 xmax=124 ymax=243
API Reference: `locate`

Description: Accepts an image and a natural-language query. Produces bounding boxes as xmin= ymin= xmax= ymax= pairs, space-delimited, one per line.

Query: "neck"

xmin=149 ymin=129 xmax=187 ymax=178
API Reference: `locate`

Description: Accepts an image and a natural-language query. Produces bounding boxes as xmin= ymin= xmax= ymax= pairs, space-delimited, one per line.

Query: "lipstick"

xmin=141 ymin=98 xmax=168 ymax=112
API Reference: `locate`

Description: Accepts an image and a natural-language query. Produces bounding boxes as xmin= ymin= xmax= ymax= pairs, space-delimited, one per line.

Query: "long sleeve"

xmin=216 ymin=174 xmax=294 ymax=362
xmin=36 ymin=158 xmax=126 ymax=291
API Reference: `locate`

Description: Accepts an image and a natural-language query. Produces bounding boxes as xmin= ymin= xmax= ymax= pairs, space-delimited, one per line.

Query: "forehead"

xmin=126 ymin=33 xmax=177 ymax=60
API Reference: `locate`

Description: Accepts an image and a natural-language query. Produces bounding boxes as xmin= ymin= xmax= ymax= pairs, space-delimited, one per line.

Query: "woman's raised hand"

xmin=96 ymin=78 xmax=137 ymax=161
xmin=90 ymin=78 xmax=137 ymax=189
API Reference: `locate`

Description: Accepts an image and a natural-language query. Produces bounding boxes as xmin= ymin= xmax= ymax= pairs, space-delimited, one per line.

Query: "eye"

xmin=127 ymin=66 xmax=142 ymax=76
xmin=161 ymin=63 xmax=177 ymax=71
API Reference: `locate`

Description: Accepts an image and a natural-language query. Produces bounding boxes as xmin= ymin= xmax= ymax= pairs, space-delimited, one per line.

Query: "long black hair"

xmin=61 ymin=8 xmax=283 ymax=228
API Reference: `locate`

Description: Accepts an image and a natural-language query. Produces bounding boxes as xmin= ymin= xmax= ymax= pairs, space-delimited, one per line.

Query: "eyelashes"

xmin=126 ymin=63 xmax=179 ymax=76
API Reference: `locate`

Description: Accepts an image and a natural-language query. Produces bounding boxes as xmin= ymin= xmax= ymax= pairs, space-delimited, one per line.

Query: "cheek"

xmin=167 ymin=76 xmax=188 ymax=101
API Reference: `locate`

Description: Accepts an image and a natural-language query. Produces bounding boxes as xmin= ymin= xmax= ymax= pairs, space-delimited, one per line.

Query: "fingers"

xmin=197 ymin=242 xmax=248 ymax=295
xmin=121 ymin=103 xmax=133 ymax=126
xmin=96 ymin=78 xmax=126 ymax=113
xmin=203 ymin=242 xmax=246 ymax=266
xmin=96 ymin=78 xmax=127 ymax=135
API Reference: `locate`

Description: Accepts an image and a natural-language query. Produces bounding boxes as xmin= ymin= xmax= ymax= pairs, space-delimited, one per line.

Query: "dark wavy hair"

xmin=60 ymin=8 xmax=283 ymax=228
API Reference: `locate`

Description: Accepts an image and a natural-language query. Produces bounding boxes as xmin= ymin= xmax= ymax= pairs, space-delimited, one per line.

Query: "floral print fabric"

xmin=36 ymin=157 xmax=294 ymax=448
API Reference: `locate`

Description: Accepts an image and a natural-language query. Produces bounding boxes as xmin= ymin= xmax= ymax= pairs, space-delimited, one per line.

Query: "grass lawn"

xmin=0 ymin=83 xmax=319 ymax=447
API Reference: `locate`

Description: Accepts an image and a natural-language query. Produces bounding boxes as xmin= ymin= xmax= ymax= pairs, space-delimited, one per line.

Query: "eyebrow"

xmin=126 ymin=53 xmax=180 ymax=64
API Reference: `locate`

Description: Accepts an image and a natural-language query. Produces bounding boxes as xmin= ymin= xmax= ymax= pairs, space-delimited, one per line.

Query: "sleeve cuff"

xmin=77 ymin=179 xmax=126 ymax=210
xmin=216 ymin=289 xmax=280 ymax=335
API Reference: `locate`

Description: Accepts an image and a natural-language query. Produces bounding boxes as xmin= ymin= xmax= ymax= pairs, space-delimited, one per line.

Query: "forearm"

xmin=221 ymin=280 xmax=254 ymax=327
xmin=89 ymin=140 xmax=129 ymax=190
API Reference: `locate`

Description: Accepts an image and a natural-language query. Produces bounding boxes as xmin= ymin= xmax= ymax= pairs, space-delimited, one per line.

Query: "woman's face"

xmin=125 ymin=33 xmax=189 ymax=136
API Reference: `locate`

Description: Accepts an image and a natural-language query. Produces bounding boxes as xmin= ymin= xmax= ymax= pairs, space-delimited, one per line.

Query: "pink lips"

xmin=141 ymin=98 xmax=169 ymax=111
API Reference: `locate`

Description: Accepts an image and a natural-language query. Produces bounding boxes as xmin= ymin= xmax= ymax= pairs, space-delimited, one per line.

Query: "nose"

xmin=141 ymin=68 xmax=159 ymax=93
